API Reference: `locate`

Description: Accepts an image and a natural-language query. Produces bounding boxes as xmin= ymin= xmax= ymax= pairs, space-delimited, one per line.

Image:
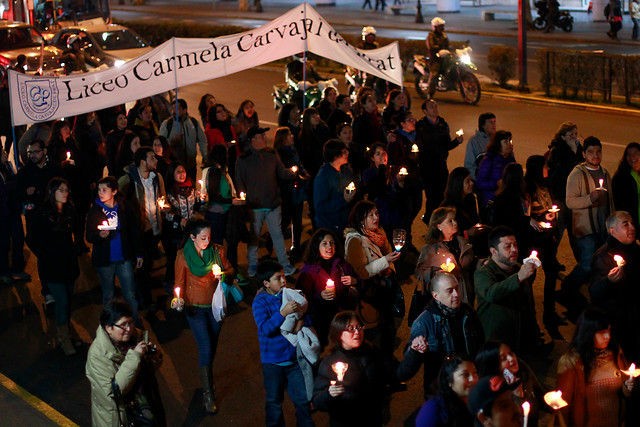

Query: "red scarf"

xmin=362 ymin=227 xmax=388 ymax=249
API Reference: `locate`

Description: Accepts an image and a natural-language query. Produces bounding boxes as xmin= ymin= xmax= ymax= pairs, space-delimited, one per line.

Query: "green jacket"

xmin=474 ymin=257 xmax=539 ymax=353
xmin=86 ymin=326 xmax=143 ymax=427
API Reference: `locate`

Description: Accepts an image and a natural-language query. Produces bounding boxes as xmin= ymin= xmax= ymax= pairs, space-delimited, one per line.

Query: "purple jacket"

xmin=476 ymin=152 xmax=516 ymax=207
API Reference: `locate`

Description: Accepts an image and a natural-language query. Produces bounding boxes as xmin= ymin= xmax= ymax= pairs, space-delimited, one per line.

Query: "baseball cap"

xmin=247 ymin=126 xmax=270 ymax=140
xmin=468 ymin=375 xmax=518 ymax=417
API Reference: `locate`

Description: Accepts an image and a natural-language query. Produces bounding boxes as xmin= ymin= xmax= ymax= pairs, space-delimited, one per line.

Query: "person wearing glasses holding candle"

xmin=296 ymin=228 xmax=362 ymax=347
xmin=590 ymin=211 xmax=640 ymax=362
xmin=560 ymin=136 xmax=613 ymax=322
xmin=557 ymin=307 xmax=634 ymax=427
xmin=313 ymin=311 xmax=426 ymax=426
xmin=174 ymin=219 xmax=233 ymax=415
xmin=86 ymin=300 xmax=165 ymax=427
xmin=86 ymin=176 xmax=143 ymax=325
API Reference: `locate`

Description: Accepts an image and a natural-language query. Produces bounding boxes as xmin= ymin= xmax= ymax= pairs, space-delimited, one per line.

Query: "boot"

xmin=57 ymin=324 xmax=76 ymax=356
xmin=198 ymin=366 xmax=217 ymax=414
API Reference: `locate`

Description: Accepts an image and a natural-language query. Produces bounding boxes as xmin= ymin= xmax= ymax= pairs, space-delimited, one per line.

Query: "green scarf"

xmin=183 ymin=239 xmax=222 ymax=277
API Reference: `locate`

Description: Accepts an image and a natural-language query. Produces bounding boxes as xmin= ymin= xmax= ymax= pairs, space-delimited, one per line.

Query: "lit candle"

xmin=622 ymin=363 xmax=640 ymax=378
xmin=170 ymin=287 xmax=184 ymax=311
xmin=212 ymin=264 xmax=222 ymax=278
xmin=325 ymin=279 xmax=335 ymax=292
xmin=97 ymin=220 xmax=110 ymax=230
xmin=230 ymin=140 xmax=236 ymax=144
xmin=398 ymin=167 xmax=408 ymax=176
xmin=174 ymin=287 xmax=181 ymax=299
xmin=332 ymin=361 xmax=349 ymax=382
xmin=524 ymin=250 xmax=541 ymax=267
xmin=522 ymin=401 xmax=530 ymax=427
xmin=239 ymin=192 xmax=246 ymax=201
xmin=66 ymin=151 xmax=71 ymax=160
xmin=346 ymin=182 xmax=356 ymax=192
xmin=456 ymin=128 xmax=464 ymax=137
xmin=366 ymin=147 xmax=370 ymax=152
xmin=411 ymin=144 xmax=419 ymax=153
xmin=291 ymin=165 xmax=298 ymax=173
xmin=599 ymin=178 xmax=604 ymax=189
xmin=440 ymin=257 xmax=455 ymax=273
xmin=543 ymin=390 xmax=568 ymax=410
xmin=549 ymin=205 xmax=560 ymax=213
xmin=157 ymin=196 xmax=167 ymax=209
xmin=613 ymin=255 xmax=625 ymax=268
xmin=540 ymin=222 xmax=552 ymax=228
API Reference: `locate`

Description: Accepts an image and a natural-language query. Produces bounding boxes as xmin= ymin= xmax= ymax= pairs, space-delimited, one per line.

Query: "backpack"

xmin=165 ymin=116 xmax=199 ymax=135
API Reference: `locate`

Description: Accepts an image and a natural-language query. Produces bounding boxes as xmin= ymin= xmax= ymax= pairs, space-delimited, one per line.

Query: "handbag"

xmin=111 ymin=378 xmax=154 ymax=427
xmin=223 ymin=280 xmax=244 ymax=305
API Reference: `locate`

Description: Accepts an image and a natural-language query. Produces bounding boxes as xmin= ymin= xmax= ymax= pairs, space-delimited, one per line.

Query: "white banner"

xmin=9 ymin=3 xmax=402 ymax=126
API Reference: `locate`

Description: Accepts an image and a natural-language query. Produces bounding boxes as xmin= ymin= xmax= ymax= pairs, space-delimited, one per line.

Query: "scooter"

xmin=534 ymin=0 xmax=574 ymax=32
xmin=413 ymin=44 xmax=481 ymax=105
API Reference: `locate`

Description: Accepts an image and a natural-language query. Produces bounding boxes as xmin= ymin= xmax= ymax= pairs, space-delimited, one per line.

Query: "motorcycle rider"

xmin=359 ymin=26 xmax=379 ymax=50
xmin=60 ymin=34 xmax=98 ymax=74
xmin=544 ymin=0 xmax=560 ymax=32
xmin=286 ymin=53 xmax=326 ymax=90
xmin=426 ymin=17 xmax=450 ymax=99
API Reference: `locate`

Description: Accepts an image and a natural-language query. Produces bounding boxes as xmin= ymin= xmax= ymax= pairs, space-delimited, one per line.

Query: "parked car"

xmin=50 ymin=24 xmax=152 ymax=67
xmin=0 ymin=21 xmax=64 ymax=74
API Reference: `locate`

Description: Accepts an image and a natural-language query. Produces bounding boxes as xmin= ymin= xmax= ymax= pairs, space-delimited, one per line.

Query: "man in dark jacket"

xmin=87 ymin=176 xmax=143 ymax=323
xmin=406 ymin=272 xmax=485 ymax=398
xmin=474 ymin=226 xmax=539 ymax=355
xmin=416 ymin=100 xmax=463 ymax=223
xmin=236 ymin=127 xmax=297 ymax=278
xmin=590 ymin=211 xmax=640 ymax=361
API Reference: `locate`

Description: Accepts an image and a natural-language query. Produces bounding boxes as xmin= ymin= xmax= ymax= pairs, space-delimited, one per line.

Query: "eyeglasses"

xmin=344 ymin=325 xmax=365 ymax=333
xmin=113 ymin=321 xmax=135 ymax=331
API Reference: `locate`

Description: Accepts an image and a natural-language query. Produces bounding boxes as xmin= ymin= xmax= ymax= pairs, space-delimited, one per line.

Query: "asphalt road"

xmin=2 ymin=65 xmax=636 ymax=426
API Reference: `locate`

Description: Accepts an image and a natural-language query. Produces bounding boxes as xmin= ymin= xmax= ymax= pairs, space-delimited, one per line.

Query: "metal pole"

xmin=517 ymin=0 xmax=529 ymax=91
xmin=172 ymin=38 xmax=180 ymax=131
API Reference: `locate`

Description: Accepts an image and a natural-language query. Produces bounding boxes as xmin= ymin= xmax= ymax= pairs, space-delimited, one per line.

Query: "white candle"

xmin=326 ymin=279 xmax=335 ymax=292
xmin=97 ymin=220 xmax=110 ymax=230
xmin=230 ymin=140 xmax=236 ymax=144
xmin=614 ymin=255 xmax=625 ymax=268
xmin=332 ymin=361 xmax=348 ymax=381
xmin=212 ymin=264 xmax=222 ymax=277
xmin=66 ymin=151 xmax=71 ymax=160
xmin=524 ymin=250 xmax=541 ymax=267
xmin=411 ymin=144 xmax=419 ymax=153
xmin=398 ymin=167 xmax=408 ymax=176
xmin=346 ymin=182 xmax=355 ymax=192
xmin=599 ymin=178 xmax=604 ymax=189
xmin=522 ymin=401 xmax=530 ymax=427
xmin=540 ymin=222 xmax=552 ymax=228
xmin=171 ymin=287 xmax=184 ymax=311
xmin=549 ymin=205 xmax=560 ymax=213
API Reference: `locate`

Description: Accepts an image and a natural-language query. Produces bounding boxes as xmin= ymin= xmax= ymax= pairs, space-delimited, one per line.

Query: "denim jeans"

xmin=185 ymin=306 xmax=222 ymax=367
xmin=47 ymin=281 xmax=73 ymax=326
xmin=248 ymin=207 xmax=291 ymax=272
xmin=262 ymin=362 xmax=314 ymax=427
xmin=95 ymin=260 xmax=139 ymax=322
xmin=561 ymin=232 xmax=606 ymax=310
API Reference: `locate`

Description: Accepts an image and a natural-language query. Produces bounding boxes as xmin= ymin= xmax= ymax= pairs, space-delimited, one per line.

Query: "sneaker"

xmin=45 ymin=294 xmax=55 ymax=305
xmin=13 ymin=272 xmax=31 ymax=282
xmin=248 ymin=266 xmax=257 ymax=278
xmin=284 ymin=265 xmax=299 ymax=277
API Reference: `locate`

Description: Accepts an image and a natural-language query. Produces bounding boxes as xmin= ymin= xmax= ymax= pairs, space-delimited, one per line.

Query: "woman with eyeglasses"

xmin=86 ymin=300 xmax=165 ymax=427
xmin=31 ymin=177 xmax=82 ymax=356
xmin=174 ymin=219 xmax=233 ymax=415
xmin=476 ymin=130 xmax=515 ymax=208
xmin=313 ymin=311 xmax=426 ymax=426
xmin=415 ymin=354 xmax=477 ymax=427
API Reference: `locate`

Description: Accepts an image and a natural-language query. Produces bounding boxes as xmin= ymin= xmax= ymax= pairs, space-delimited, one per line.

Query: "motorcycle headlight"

xmin=460 ymin=54 xmax=471 ymax=65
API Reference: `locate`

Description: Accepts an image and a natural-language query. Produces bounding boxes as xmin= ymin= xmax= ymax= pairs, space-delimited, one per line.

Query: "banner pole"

xmin=11 ymin=126 xmax=18 ymax=170
xmin=172 ymin=38 xmax=180 ymax=133
xmin=302 ymin=3 xmax=308 ymax=111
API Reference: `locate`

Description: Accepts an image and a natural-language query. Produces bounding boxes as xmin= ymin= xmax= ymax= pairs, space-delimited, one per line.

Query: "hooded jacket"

xmin=565 ymin=163 xmax=614 ymax=238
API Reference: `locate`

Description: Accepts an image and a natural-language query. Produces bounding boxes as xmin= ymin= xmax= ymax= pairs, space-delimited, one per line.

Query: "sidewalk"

xmin=112 ymin=0 xmax=639 ymax=46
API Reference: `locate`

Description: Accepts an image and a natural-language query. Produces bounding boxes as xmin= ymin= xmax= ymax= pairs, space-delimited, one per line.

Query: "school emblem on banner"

xmin=17 ymin=74 xmax=60 ymax=122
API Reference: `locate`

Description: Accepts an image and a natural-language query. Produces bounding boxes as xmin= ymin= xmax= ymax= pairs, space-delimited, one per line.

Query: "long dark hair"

xmin=347 ymin=200 xmax=377 ymax=235
xmin=207 ymin=103 xmax=233 ymax=130
xmin=321 ymin=311 xmax=367 ymax=358
xmin=179 ymin=218 xmax=212 ymax=249
xmin=198 ymin=93 xmax=215 ymax=124
xmin=300 ymin=107 xmax=323 ymax=138
xmin=524 ymin=155 xmax=548 ymax=197
xmin=236 ymin=99 xmax=258 ymax=124
xmin=303 ymin=228 xmax=343 ymax=264
xmin=443 ymin=167 xmax=471 ymax=207
xmin=47 ymin=120 xmax=71 ymax=146
xmin=475 ymin=340 xmax=505 ymax=377
xmin=164 ymin=161 xmax=190 ymax=193
xmin=495 ymin=162 xmax=523 ymax=198
xmin=486 ymin=130 xmax=512 ymax=155
xmin=43 ymin=177 xmax=73 ymax=221
xmin=436 ymin=354 xmax=477 ymax=427
xmin=278 ymin=103 xmax=298 ymax=127
xmin=570 ymin=307 xmax=618 ymax=381
xmin=616 ymin=142 xmax=640 ymax=174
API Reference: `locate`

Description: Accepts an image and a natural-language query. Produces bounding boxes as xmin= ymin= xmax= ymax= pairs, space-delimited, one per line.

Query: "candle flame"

xmin=212 ymin=264 xmax=222 ymax=276
xmin=531 ymin=250 xmax=538 ymax=258
xmin=346 ymin=182 xmax=356 ymax=191
xmin=411 ymin=144 xmax=419 ymax=153
xmin=66 ymin=151 xmax=71 ymax=160
xmin=399 ymin=167 xmax=408 ymax=176
xmin=291 ymin=166 xmax=298 ymax=173
xmin=456 ymin=128 xmax=464 ymax=137
xmin=622 ymin=363 xmax=640 ymax=377
xmin=552 ymin=205 xmax=558 ymax=210
xmin=599 ymin=178 xmax=604 ymax=187
xmin=174 ymin=287 xmax=181 ymax=299
xmin=326 ymin=279 xmax=335 ymax=289
xmin=614 ymin=255 xmax=624 ymax=267
xmin=543 ymin=391 xmax=568 ymax=409
xmin=522 ymin=401 xmax=530 ymax=416
xmin=332 ymin=361 xmax=349 ymax=381
xmin=240 ymin=192 xmax=246 ymax=200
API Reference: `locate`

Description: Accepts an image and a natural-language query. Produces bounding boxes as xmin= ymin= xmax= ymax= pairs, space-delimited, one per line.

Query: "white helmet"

xmin=361 ymin=26 xmax=376 ymax=40
xmin=431 ymin=17 xmax=446 ymax=28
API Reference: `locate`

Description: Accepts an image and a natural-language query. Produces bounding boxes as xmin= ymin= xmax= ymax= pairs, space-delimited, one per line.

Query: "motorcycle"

xmin=534 ymin=0 xmax=574 ymax=32
xmin=413 ymin=45 xmax=481 ymax=105
xmin=272 ymin=78 xmax=338 ymax=110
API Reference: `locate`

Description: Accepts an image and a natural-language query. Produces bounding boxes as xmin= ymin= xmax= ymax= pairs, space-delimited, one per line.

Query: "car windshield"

xmin=91 ymin=30 xmax=148 ymax=51
xmin=0 ymin=27 xmax=45 ymax=51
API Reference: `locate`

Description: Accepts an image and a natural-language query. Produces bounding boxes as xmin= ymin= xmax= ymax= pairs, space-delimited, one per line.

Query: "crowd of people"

xmin=2 ymin=77 xmax=640 ymax=427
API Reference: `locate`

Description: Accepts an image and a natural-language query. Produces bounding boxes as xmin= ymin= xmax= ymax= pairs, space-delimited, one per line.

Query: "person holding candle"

xmin=557 ymin=307 xmax=634 ymax=427
xmin=252 ymin=259 xmax=314 ymax=427
xmin=475 ymin=130 xmax=515 ymax=209
xmin=313 ymin=310 xmax=426 ymax=426
xmin=344 ymin=200 xmax=402 ymax=354
xmin=612 ymin=142 xmax=640 ymax=231
xmin=475 ymin=341 xmax=550 ymax=427
xmin=589 ymin=211 xmax=640 ymax=362
xmin=314 ymin=139 xmax=357 ymax=236
xmin=274 ymin=127 xmax=310 ymax=259
xmin=416 ymin=99 xmax=463 ymax=223
xmin=161 ymin=162 xmax=198 ymax=294
xmin=407 ymin=272 xmax=485 ymax=399
xmin=474 ymin=226 xmax=540 ymax=356
xmin=559 ymin=136 xmax=613 ymax=322
xmin=174 ymin=219 xmax=233 ymax=415
xmin=296 ymin=228 xmax=362 ymax=348
xmin=417 ymin=207 xmax=476 ymax=305
xmin=31 ymin=177 xmax=81 ymax=356
xmin=464 ymin=112 xmax=497 ymax=181
xmin=415 ymin=354 xmax=478 ymax=426
xmin=381 ymin=89 xmax=407 ymax=133
xmin=86 ymin=176 xmax=143 ymax=324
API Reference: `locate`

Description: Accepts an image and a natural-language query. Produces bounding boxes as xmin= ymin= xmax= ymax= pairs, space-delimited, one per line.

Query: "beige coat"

xmin=86 ymin=326 xmax=143 ymax=427
xmin=344 ymin=228 xmax=394 ymax=280
xmin=565 ymin=163 xmax=614 ymax=238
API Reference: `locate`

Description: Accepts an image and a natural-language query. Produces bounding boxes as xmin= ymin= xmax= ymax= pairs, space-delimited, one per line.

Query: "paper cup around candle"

xmin=212 ymin=264 xmax=222 ymax=277
xmin=456 ymin=129 xmax=464 ymax=137
xmin=325 ymin=279 xmax=335 ymax=292
xmin=549 ymin=205 xmax=560 ymax=213
xmin=622 ymin=363 xmax=640 ymax=378
xmin=411 ymin=144 xmax=419 ymax=153
xmin=240 ymin=192 xmax=246 ymax=200
xmin=399 ymin=167 xmax=408 ymax=176
xmin=543 ymin=391 xmax=568 ymax=410
xmin=346 ymin=182 xmax=355 ymax=192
